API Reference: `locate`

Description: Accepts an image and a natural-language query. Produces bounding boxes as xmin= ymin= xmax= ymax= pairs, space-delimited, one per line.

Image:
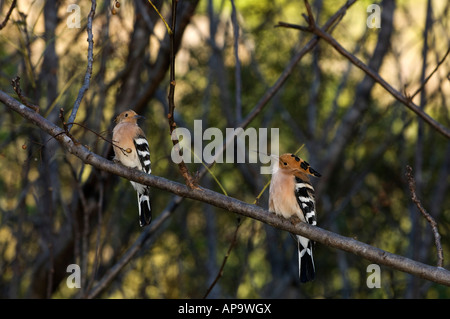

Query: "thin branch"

xmin=277 ymin=0 xmax=450 ymax=139
xmin=411 ymin=47 xmax=450 ymax=100
xmin=406 ymin=165 xmax=444 ymax=268
xmin=87 ymin=196 xmax=184 ymax=298
xmin=203 ymin=218 xmax=242 ymax=299
xmin=58 ymin=108 xmax=80 ymax=146
xmin=199 ymin=0 xmax=359 ymax=174
xmin=134 ymin=0 xmax=200 ymax=111
xmin=64 ymin=156 xmax=90 ymax=297
xmin=84 ymin=173 xmax=104 ymax=297
xmin=68 ymin=0 xmax=96 ymax=132
xmin=276 ymin=21 xmax=309 ymax=32
xmin=11 ymin=76 xmax=39 ymax=112
xmin=166 ymin=0 xmax=198 ymax=189
xmin=147 ymin=0 xmax=172 ymax=34
xmin=247 ymin=0 xmax=357 ymax=131
xmin=230 ymin=0 xmax=242 ymax=123
xmin=0 ymin=0 xmax=16 ymax=30
xmin=302 ymin=0 xmax=315 ymax=27
xmin=2 ymin=91 xmax=450 ymax=287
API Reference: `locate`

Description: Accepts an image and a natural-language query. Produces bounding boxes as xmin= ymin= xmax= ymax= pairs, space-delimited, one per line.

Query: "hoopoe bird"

xmin=268 ymin=153 xmax=321 ymax=283
xmin=112 ymin=110 xmax=152 ymax=227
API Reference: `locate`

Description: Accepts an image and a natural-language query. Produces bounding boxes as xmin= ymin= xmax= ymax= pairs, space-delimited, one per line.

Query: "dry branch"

xmin=0 ymin=0 xmax=16 ymax=30
xmin=203 ymin=219 xmax=241 ymax=299
xmin=165 ymin=0 xmax=197 ymax=189
xmin=277 ymin=0 xmax=450 ymax=139
xmin=406 ymin=165 xmax=444 ymax=268
xmin=11 ymin=76 xmax=39 ymax=112
xmin=68 ymin=0 xmax=96 ymax=132
xmin=411 ymin=47 xmax=450 ymax=100
xmin=2 ymin=90 xmax=450 ymax=287
xmin=198 ymin=0 xmax=359 ymax=177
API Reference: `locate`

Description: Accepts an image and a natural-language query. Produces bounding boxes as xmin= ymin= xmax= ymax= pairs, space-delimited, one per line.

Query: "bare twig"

xmin=133 ymin=0 xmax=200 ymax=111
xmin=410 ymin=47 xmax=450 ymax=100
xmin=230 ymin=0 xmax=242 ymax=123
xmin=3 ymin=91 xmax=450 ymax=287
xmin=58 ymin=108 xmax=80 ymax=146
xmin=68 ymin=0 xmax=96 ymax=132
xmin=84 ymin=173 xmax=104 ymax=297
xmin=166 ymin=0 xmax=198 ymax=189
xmin=147 ymin=0 xmax=172 ymax=34
xmin=64 ymin=121 xmax=130 ymax=156
xmin=406 ymin=165 xmax=444 ymax=268
xmin=203 ymin=218 xmax=242 ymax=299
xmin=0 ymin=0 xmax=16 ymax=30
xmin=277 ymin=0 xmax=450 ymax=139
xmin=87 ymin=196 xmax=184 ymax=298
xmin=200 ymin=0 xmax=359 ymax=174
xmin=248 ymin=0 xmax=357 ymax=131
xmin=302 ymin=0 xmax=315 ymax=27
xmin=64 ymin=156 xmax=90 ymax=297
xmin=11 ymin=76 xmax=39 ymax=112
xmin=276 ymin=21 xmax=309 ymax=32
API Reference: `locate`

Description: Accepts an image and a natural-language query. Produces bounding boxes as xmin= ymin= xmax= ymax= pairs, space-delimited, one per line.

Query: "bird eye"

xmin=125 ymin=113 xmax=128 ymax=117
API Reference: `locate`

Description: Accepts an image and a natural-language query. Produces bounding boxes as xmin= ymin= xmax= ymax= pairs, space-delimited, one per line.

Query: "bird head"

xmin=115 ymin=110 xmax=145 ymax=124
xmin=273 ymin=153 xmax=321 ymax=178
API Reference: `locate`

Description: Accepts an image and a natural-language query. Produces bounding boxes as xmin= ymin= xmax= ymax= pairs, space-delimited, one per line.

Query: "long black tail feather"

xmin=297 ymin=235 xmax=315 ymax=283
xmin=138 ymin=190 xmax=152 ymax=227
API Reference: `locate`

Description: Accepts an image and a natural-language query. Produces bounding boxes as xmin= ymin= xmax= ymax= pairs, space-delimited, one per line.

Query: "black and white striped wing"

xmin=133 ymin=135 xmax=151 ymax=174
xmin=294 ymin=177 xmax=316 ymax=226
xmin=294 ymin=176 xmax=316 ymax=282
xmin=133 ymin=135 xmax=152 ymax=227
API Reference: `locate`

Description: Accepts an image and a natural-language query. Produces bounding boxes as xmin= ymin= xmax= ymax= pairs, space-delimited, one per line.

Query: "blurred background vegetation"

xmin=0 ymin=0 xmax=449 ymax=298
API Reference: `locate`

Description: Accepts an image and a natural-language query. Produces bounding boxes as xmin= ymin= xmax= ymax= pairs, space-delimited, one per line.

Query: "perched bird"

xmin=268 ymin=153 xmax=321 ymax=283
xmin=112 ymin=110 xmax=152 ymax=227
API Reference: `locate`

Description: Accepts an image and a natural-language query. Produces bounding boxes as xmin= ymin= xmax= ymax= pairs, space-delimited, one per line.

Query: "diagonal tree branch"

xmin=198 ymin=0 xmax=359 ymax=176
xmin=411 ymin=47 xmax=450 ymax=100
xmin=277 ymin=0 xmax=450 ymax=139
xmin=406 ymin=165 xmax=444 ymax=268
xmin=0 ymin=0 xmax=16 ymax=30
xmin=2 ymin=90 xmax=450 ymax=287
xmin=86 ymin=195 xmax=184 ymax=299
xmin=165 ymin=0 xmax=198 ymax=189
xmin=68 ymin=0 xmax=96 ymax=132
xmin=242 ymin=0 xmax=357 ymax=131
